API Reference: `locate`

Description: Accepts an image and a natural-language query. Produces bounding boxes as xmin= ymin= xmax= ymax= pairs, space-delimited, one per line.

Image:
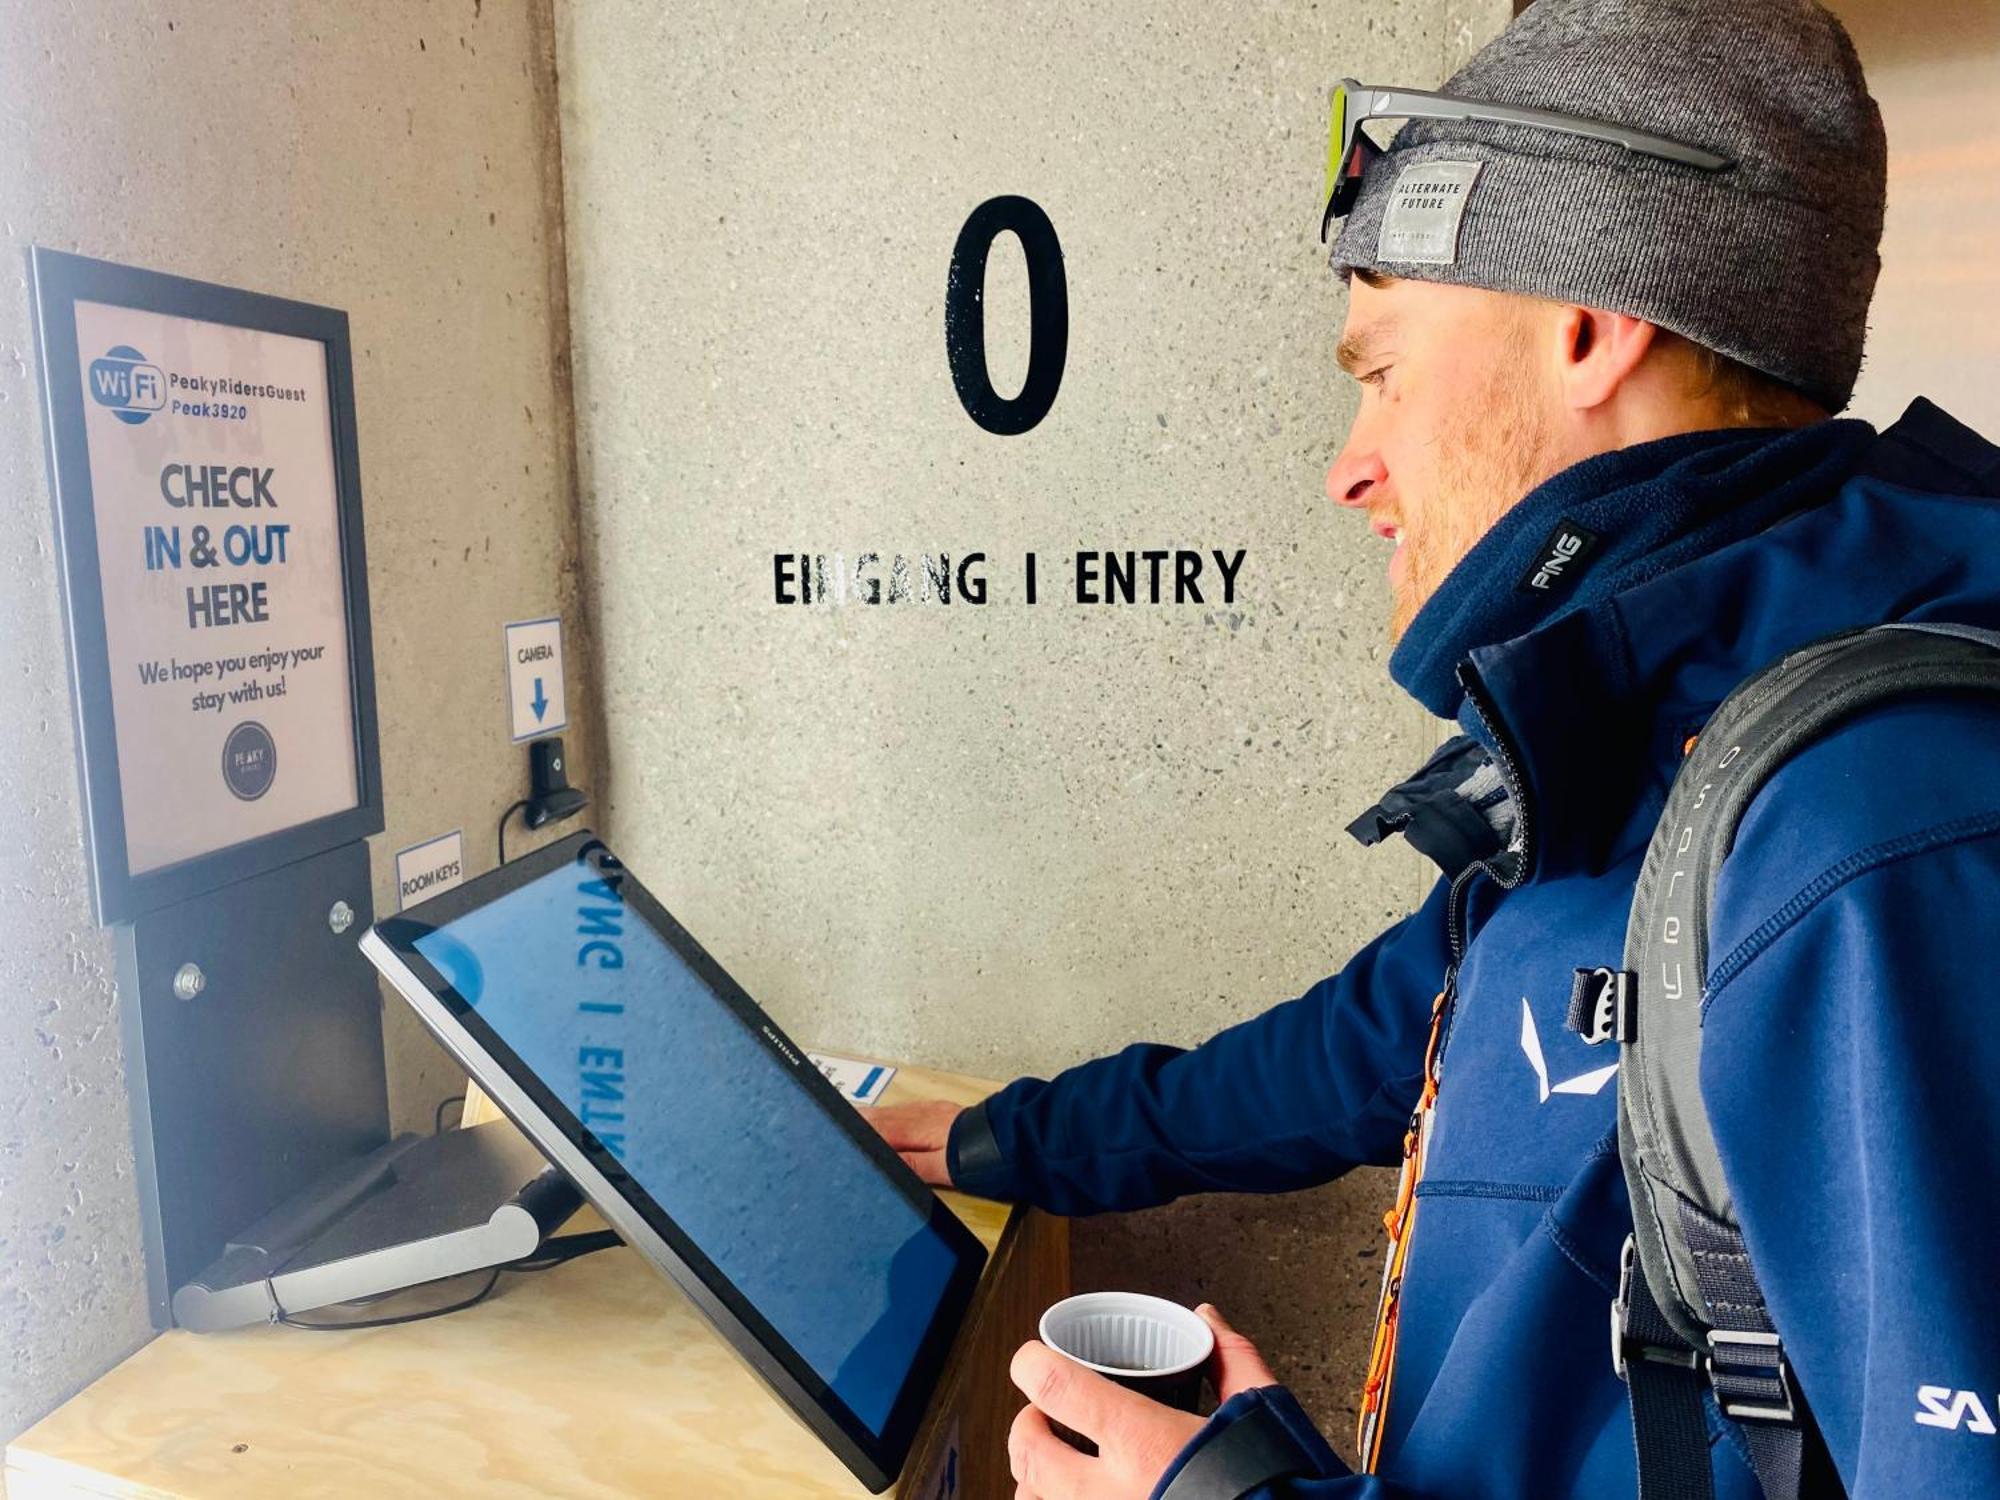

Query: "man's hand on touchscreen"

xmin=865 ymin=1099 xmax=962 ymax=1187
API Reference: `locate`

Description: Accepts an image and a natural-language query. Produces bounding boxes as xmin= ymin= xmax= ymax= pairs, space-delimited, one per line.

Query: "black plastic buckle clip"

xmin=1569 ymin=967 xmax=1636 ymax=1046
xmin=1610 ymin=1236 xmax=1698 ymax=1382
xmin=1706 ymin=1328 xmax=1798 ymax=1424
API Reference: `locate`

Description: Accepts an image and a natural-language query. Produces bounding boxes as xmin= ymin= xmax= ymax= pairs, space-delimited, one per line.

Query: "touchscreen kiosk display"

xmin=406 ymin=854 xmax=964 ymax=1439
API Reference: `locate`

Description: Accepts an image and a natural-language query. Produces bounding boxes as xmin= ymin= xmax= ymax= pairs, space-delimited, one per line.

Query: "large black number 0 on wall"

xmin=945 ymin=196 xmax=1068 ymax=435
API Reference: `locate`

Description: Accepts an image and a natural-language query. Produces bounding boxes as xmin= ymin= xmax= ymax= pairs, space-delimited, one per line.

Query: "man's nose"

xmin=1326 ymin=443 xmax=1387 ymax=509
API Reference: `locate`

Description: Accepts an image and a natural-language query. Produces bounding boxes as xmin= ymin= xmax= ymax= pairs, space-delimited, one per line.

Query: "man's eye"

xmin=1359 ymin=366 xmax=1391 ymax=387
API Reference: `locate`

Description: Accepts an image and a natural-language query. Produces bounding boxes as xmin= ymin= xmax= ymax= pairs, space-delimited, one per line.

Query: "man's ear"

xmin=1550 ymin=304 xmax=1659 ymax=413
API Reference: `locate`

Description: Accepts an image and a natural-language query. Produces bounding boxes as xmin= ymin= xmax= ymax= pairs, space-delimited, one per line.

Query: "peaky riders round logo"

xmin=221 ymin=721 xmax=277 ymax=801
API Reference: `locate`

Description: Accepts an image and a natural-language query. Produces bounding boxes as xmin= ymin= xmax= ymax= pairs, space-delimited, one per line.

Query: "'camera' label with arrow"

xmin=505 ymin=616 xmax=569 ymax=742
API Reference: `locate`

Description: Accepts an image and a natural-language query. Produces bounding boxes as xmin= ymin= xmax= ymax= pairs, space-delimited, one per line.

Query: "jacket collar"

xmin=1389 ymin=419 xmax=1879 ymax=719
xmin=1425 ymin=400 xmax=2000 ymax=883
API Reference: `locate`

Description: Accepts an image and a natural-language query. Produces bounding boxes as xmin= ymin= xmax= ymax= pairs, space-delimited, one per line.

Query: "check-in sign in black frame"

xmin=30 ymin=248 xmax=383 ymax=924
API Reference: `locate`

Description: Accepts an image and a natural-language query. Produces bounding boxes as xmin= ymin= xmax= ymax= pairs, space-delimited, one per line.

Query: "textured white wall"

xmin=556 ymin=0 xmax=1501 ymax=1438
xmin=0 ymin=0 xmax=595 ymax=1439
xmin=559 ymin=0 xmax=1489 ymax=1094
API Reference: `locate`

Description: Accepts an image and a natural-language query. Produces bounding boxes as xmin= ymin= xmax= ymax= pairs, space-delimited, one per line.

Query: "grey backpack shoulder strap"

xmin=1592 ymin=621 xmax=2000 ymax=1500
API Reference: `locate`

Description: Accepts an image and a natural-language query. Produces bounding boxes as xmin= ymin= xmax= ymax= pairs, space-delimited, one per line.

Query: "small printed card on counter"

xmin=808 ymin=1052 xmax=896 ymax=1106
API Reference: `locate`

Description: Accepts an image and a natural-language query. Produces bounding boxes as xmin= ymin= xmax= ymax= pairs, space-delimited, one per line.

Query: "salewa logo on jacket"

xmin=1517 ymin=997 xmax=1617 ymax=1102
xmin=1916 ymin=1386 xmax=1999 ymax=1435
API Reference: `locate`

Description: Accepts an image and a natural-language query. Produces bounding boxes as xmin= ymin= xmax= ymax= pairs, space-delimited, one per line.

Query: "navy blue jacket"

xmin=949 ymin=400 xmax=2000 ymax=1498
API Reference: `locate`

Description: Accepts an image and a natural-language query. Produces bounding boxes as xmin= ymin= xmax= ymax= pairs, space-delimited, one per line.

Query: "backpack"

xmin=1573 ymin=619 xmax=2000 ymax=1500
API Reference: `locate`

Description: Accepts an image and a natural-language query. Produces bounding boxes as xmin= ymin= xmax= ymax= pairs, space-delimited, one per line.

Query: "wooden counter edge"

xmin=4 ymin=1054 xmax=1063 ymax=1500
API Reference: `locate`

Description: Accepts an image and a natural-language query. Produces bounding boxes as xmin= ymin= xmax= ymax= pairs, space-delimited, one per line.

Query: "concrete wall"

xmin=0 ymin=0 xmax=595 ymax=1440
xmin=556 ymin=0 xmax=1503 ymax=1445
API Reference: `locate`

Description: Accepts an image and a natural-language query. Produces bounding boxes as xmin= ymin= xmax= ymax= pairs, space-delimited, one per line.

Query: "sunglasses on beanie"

xmin=1322 ymin=78 xmax=1733 ymax=240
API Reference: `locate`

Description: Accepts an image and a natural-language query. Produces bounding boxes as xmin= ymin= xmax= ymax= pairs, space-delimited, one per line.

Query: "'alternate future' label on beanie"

xmin=1377 ymin=160 xmax=1483 ymax=265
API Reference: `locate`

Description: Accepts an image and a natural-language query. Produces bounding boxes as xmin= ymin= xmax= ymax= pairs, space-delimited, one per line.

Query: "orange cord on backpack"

xmin=1360 ymin=733 xmax=1699 ymax=1466
xmin=1356 ymin=988 xmax=1448 ymax=1472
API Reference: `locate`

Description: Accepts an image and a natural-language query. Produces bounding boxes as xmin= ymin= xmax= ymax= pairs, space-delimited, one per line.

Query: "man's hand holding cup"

xmin=1008 ymin=1296 xmax=1280 ymax=1500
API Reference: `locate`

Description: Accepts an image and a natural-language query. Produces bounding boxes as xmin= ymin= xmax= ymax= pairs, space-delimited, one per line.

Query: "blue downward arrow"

xmin=531 ymin=677 xmax=549 ymax=722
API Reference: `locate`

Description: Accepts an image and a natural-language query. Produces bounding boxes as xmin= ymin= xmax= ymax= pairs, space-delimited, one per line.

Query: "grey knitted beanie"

xmin=1329 ymin=0 xmax=1886 ymax=412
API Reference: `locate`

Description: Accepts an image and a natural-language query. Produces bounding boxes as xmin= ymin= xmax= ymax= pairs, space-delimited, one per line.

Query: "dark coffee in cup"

xmin=1036 ymin=1292 xmax=1215 ymax=1454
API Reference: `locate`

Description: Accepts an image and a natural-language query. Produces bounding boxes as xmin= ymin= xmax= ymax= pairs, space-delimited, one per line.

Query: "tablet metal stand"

xmin=173 ymin=1121 xmax=582 ymax=1332
xmin=117 ymin=839 xmax=582 ymax=1332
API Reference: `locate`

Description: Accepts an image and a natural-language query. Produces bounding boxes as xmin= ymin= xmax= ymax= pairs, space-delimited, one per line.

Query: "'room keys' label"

xmin=395 ymin=830 xmax=465 ymax=910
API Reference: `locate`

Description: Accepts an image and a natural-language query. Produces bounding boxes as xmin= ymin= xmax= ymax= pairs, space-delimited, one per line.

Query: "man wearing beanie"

xmin=873 ymin=2 xmax=2000 ymax=1496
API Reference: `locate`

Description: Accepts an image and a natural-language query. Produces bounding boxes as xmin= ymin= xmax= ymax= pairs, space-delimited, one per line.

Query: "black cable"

xmin=507 ymin=1229 xmax=623 ymax=1271
xmin=497 ymin=798 xmax=531 ymax=864
xmin=275 ymin=1268 xmax=504 ymax=1331
xmin=271 ymin=1232 xmax=623 ymax=1331
xmin=433 ymin=1094 xmax=465 ymax=1135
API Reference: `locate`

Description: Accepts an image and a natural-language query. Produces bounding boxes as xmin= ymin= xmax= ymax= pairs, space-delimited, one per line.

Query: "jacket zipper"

xmin=1357 ymin=661 xmax=1536 ymax=1472
xmin=1454 ymin=661 xmax=1534 ymax=902
xmin=1434 ymin=663 xmax=1533 ymax=1072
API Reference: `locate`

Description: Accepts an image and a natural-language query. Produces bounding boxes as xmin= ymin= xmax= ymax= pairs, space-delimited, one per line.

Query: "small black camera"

xmin=524 ymin=735 xmax=588 ymax=829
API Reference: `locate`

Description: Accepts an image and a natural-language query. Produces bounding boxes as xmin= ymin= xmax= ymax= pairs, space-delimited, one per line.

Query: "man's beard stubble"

xmin=1388 ymin=341 xmax=1560 ymax=644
